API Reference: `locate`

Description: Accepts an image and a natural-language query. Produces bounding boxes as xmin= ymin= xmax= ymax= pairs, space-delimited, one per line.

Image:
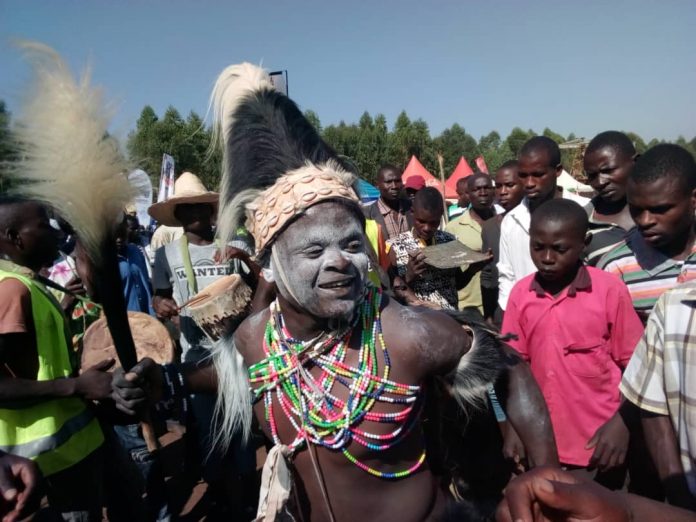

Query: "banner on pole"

xmin=157 ymin=154 xmax=175 ymax=203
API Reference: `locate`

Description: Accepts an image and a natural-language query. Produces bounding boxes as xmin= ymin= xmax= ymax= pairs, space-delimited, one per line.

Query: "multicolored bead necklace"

xmin=248 ymin=285 xmax=425 ymax=479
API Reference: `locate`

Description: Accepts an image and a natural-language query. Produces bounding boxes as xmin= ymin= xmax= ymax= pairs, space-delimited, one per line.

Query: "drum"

xmin=183 ymin=273 xmax=252 ymax=341
xmin=81 ymin=311 xmax=175 ymax=371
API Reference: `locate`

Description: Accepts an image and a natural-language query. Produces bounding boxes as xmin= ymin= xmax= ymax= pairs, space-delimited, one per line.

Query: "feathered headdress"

xmin=7 ymin=41 xmax=158 ymax=450
xmin=8 ymin=41 xmax=134 ymax=266
xmin=209 ymin=62 xmax=359 ymax=258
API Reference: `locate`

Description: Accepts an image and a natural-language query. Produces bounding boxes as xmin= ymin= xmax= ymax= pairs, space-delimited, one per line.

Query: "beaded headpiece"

xmin=210 ymin=63 xmax=358 ymax=258
xmin=246 ymin=162 xmax=358 ymax=254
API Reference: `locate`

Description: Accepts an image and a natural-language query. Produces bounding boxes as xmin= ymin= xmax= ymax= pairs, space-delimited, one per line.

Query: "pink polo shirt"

xmin=502 ymin=266 xmax=643 ymax=466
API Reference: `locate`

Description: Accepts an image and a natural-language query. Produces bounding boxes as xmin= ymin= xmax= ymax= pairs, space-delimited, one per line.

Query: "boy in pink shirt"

xmin=502 ymin=199 xmax=642 ymax=486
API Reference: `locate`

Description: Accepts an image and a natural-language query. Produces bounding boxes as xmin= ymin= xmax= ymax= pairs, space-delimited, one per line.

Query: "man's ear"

xmin=690 ymin=188 xmax=696 ymax=210
xmin=632 ymin=153 xmax=641 ymax=163
xmin=554 ymin=163 xmax=562 ymax=177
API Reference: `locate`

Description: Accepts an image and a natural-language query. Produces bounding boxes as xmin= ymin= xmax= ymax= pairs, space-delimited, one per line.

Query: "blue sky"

xmin=1 ymin=0 xmax=695 ymax=143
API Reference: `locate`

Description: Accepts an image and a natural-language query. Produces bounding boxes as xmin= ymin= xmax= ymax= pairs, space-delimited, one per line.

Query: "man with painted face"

xmin=583 ymin=131 xmax=637 ymax=266
xmin=446 ymin=172 xmax=498 ymax=312
xmin=0 ymin=197 xmax=110 ymax=520
xmin=363 ymin=164 xmax=413 ymax=241
xmin=112 ymin=63 xmax=504 ymax=522
xmin=497 ymin=136 xmax=585 ymax=311
xmin=598 ymin=144 xmax=696 ymax=322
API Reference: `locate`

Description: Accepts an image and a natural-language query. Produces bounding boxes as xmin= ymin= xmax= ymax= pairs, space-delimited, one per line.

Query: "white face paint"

xmin=271 ymin=202 xmax=369 ymax=321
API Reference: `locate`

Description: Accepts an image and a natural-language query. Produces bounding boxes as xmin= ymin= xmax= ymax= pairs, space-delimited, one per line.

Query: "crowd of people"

xmin=1 ymin=58 xmax=696 ymax=522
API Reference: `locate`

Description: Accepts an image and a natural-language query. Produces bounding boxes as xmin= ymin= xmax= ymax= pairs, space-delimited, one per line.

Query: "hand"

xmin=75 ymin=359 xmax=115 ymax=400
xmin=111 ymin=358 xmax=163 ymax=417
xmin=405 ymin=250 xmax=427 ymax=284
xmin=496 ymin=466 xmax=630 ymax=522
xmin=152 ymin=296 xmax=178 ymax=320
xmin=0 ymin=452 xmax=42 ymax=522
xmin=585 ymin=412 xmax=629 ymax=472
xmin=214 ymin=246 xmax=249 ymax=264
xmin=501 ymin=421 xmax=527 ymax=474
xmin=467 ymin=249 xmax=495 ymax=273
xmin=60 ymin=276 xmax=85 ymax=311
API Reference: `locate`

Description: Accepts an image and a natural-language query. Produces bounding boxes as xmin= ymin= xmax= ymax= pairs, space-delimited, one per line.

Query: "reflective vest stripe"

xmin=0 ymin=407 xmax=95 ymax=458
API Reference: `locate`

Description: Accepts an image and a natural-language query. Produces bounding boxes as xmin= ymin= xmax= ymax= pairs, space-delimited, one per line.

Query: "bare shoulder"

xmin=0 ymin=278 xmax=31 ymax=315
xmin=0 ymin=278 xmax=30 ymax=297
xmin=381 ymin=297 xmax=470 ymax=379
xmin=233 ymin=307 xmax=270 ymax=363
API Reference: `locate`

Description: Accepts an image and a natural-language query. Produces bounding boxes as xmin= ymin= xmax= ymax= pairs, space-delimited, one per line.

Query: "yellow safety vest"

xmin=364 ymin=220 xmax=383 ymax=287
xmin=0 ymin=265 xmax=103 ymax=476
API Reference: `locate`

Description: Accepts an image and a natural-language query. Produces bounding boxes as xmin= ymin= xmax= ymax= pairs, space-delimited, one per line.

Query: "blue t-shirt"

xmin=118 ymin=244 xmax=154 ymax=315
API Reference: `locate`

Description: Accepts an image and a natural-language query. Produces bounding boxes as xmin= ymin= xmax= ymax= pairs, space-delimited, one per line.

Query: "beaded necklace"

xmin=248 ymin=285 xmax=425 ymax=479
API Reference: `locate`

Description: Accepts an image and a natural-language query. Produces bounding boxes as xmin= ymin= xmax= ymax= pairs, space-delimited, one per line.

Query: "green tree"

xmin=127 ymin=105 xmax=219 ymax=192
xmin=127 ymin=106 xmax=161 ymax=182
xmin=625 ymin=132 xmax=647 ymax=154
xmin=505 ymin=127 xmax=535 ymax=157
xmin=304 ymin=110 xmax=322 ymax=133
xmin=386 ymin=111 xmax=436 ymax=172
xmin=433 ymin=124 xmax=478 ymax=176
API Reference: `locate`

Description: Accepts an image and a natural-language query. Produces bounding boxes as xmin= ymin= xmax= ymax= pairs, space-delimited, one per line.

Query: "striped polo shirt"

xmin=583 ymin=199 xmax=632 ymax=267
xmin=597 ymin=227 xmax=696 ymax=320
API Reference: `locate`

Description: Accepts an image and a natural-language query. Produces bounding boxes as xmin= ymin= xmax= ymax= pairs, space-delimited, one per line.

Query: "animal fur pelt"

xmin=211 ymin=334 xmax=253 ymax=447
xmin=441 ymin=309 xmax=506 ymax=411
xmin=209 ymin=62 xmax=348 ymax=249
xmin=8 ymin=41 xmax=133 ymax=266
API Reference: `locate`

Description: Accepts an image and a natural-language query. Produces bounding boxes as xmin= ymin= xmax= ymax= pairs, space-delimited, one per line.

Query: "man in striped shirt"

xmin=583 ymin=131 xmax=637 ymax=266
xmin=598 ymin=144 xmax=696 ymax=322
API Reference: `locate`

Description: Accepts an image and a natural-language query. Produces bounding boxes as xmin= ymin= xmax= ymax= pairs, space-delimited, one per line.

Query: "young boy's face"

xmin=530 ymin=220 xmax=586 ymax=283
xmin=627 ymin=176 xmax=696 ymax=252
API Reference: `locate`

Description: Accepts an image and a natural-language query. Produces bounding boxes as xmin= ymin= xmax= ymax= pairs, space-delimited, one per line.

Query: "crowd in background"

xmin=1 ymin=129 xmax=696 ymax=521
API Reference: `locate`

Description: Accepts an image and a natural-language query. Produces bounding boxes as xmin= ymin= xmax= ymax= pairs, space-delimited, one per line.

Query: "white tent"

xmin=558 ymin=170 xmax=593 ymax=199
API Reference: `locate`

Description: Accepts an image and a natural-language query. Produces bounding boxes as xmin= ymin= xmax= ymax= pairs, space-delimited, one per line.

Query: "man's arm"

xmin=496 ymin=347 xmax=559 ymax=468
xmin=0 ymin=334 xmax=114 ymax=405
xmin=151 ymin=247 xmax=178 ymax=318
xmin=642 ymin=412 xmax=696 ymax=509
xmin=620 ymin=294 xmax=696 ymax=508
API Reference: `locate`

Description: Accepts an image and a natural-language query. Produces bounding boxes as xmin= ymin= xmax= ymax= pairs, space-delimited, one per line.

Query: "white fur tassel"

xmin=211 ymin=336 xmax=253 ymax=448
xmin=9 ymin=41 xmax=133 ymax=264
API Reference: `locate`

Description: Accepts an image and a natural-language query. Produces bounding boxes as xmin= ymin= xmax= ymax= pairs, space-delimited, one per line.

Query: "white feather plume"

xmin=208 ymin=62 xmax=275 ymax=248
xmin=8 ymin=41 xmax=133 ymax=264
xmin=209 ymin=62 xmax=275 ymax=158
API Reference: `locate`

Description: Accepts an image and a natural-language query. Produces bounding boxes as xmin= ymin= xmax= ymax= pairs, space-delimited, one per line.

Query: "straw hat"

xmin=148 ymin=172 xmax=219 ymax=226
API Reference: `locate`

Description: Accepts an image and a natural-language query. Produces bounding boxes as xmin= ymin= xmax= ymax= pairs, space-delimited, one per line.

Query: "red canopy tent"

xmin=444 ymin=157 xmax=474 ymax=199
xmin=402 ymin=155 xmax=443 ymax=194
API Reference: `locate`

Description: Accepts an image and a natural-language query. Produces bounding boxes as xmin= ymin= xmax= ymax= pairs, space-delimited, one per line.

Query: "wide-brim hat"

xmin=148 ymin=172 xmax=219 ymax=226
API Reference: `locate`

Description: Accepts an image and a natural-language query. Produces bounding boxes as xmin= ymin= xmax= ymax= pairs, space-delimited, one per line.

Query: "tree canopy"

xmin=2 ymin=98 xmax=695 ymax=194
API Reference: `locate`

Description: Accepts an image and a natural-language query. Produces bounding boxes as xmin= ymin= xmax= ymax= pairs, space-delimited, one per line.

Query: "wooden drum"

xmin=183 ymin=274 xmax=252 ymax=341
xmin=81 ymin=311 xmax=175 ymax=371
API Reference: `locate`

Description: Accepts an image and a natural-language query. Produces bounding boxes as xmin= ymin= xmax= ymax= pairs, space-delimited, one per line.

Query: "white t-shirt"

xmin=152 ymin=235 xmax=252 ymax=359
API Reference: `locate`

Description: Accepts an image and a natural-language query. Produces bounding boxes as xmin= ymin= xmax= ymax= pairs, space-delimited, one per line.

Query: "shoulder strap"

xmin=178 ymin=235 xmax=198 ymax=295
